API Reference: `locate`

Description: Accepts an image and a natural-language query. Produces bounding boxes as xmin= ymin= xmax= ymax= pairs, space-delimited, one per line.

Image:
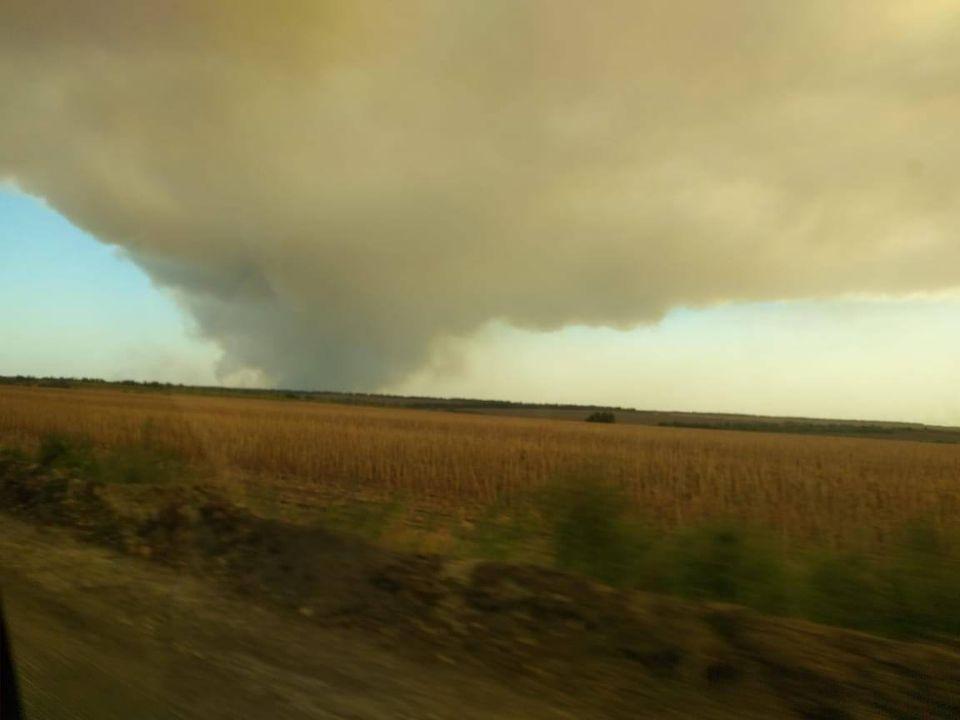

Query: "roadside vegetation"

xmin=4 ymin=429 xmax=960 ymax=643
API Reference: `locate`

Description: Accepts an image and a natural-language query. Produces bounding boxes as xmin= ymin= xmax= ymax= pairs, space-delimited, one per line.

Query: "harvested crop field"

xmin=2 ymin=385 xmax=960 ymax=551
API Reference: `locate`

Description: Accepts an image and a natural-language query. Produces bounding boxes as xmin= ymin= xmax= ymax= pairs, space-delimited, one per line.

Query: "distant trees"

xmin=585 ymin=411 xmax=615 ymax=424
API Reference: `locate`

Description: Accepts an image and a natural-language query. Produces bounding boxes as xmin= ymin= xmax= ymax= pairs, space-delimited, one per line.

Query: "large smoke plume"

xmin=2 ymin=1 xmax=959 ymax=389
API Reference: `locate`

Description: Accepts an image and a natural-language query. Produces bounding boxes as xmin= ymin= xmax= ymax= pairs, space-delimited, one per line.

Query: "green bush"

xmin=33 ymin=429 xmax=181 ymax=485
xmin=100 ymin=444 xmax=180 ymax=485
xmin=541 ymin=470 xmax=960 ymax=640
xmin=799 ymin=523 xmax=960 ymax=639
xmin=546 ymin=472 xmax=649 ymax=586
xmin=36 ymin=433 xmax=98 ymax=474
xmin=464 ymin=501 xmax=541 ymax=561
xmin=585 ymin=411 xmax=615 ymax=423
xmin=884 ymin=523 xmax=960 ymax=637
xmin=544 ymin=474 xmax=786 ymax=601
xmin=802 ymin=552 xmax=889 ymax=632
xmin=665 ymin=523 xmax=790 ymax=613
xmin=98 ymin=420 xmax=183 ymax=485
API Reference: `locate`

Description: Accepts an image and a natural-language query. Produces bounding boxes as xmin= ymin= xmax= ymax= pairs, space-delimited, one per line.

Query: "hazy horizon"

xmin=5 ymin=370 xmax=959 ymax=430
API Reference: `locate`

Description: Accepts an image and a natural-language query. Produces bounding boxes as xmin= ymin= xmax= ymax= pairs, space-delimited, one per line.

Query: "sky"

xmin=0 ymin=189 xmax=222 ymax=384
xmin=1 ymin=2 xmax=959 ymax=424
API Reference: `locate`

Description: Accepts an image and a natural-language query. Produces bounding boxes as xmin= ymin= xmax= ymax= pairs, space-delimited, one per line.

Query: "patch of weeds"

xmin=33 ymin=426 xmax=185 ymax=486
xmin=539 ymin=469 xmax=960 ymax=640
xmin=879 ymin=522 xmax=960 ymax=638
xmin=321 ymin=500 xmax=402 ymax=542
xmin=0 ymin=446 xmax=28 ymax=464
xmin=461 ymin=500 xmax=542 ymax=562
xmin=99 ymin=443 xmax=182 ymax=485
xmin=799 ymin=522 xmax=960 ymax=639
xmin=97 ymin=421 xmax=185 ymax=485
xmin=544 ymin=470 xmax=652 ymax=587
xmin=36 ymin=432 xmax=98 ymax=474
xmin=802 ymin=551 xmax=888 ymax=632
xmin=665 ymin=522 xmax=791 ymax=614
xmin=0 ymin=446 xmax=29 ymax=478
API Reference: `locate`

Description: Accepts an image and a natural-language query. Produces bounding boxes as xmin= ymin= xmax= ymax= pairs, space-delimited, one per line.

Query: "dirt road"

xmin=1 ymin=519 xmax=581 ymax=720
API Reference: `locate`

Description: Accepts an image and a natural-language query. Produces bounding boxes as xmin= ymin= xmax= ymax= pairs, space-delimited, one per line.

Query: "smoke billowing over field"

xmin=3 ymin=1 xmax=960 ymax=388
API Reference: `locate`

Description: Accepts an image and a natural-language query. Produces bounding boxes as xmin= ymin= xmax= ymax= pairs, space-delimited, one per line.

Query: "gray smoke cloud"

xmin=2 ymin=1 xmax=959 ymax=389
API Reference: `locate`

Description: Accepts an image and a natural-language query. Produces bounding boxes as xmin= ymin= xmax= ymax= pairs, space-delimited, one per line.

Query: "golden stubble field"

xmin=2 ymin=385 xmax=959 ymax=550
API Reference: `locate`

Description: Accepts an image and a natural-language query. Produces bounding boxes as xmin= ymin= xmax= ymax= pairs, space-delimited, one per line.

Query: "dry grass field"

xmin=2 ymin=384 xmax=959 ymax=552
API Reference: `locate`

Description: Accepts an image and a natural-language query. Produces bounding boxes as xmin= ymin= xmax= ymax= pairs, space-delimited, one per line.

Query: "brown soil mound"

xmin=3 ymin=452 xmax=960 ymax=719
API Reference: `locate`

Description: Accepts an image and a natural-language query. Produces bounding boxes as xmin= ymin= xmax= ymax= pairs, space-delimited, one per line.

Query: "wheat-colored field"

xmin=2 ymin=384 xmax=959 ymax=549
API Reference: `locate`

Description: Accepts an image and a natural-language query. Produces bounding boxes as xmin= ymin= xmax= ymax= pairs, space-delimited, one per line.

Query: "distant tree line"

xmin=658 ymin=420 xmax=960 ymax=443
xmin=0 ymin=374 xmax=632 ymax=414
xmin=660 ymin=420 xmax=899 ymax=434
